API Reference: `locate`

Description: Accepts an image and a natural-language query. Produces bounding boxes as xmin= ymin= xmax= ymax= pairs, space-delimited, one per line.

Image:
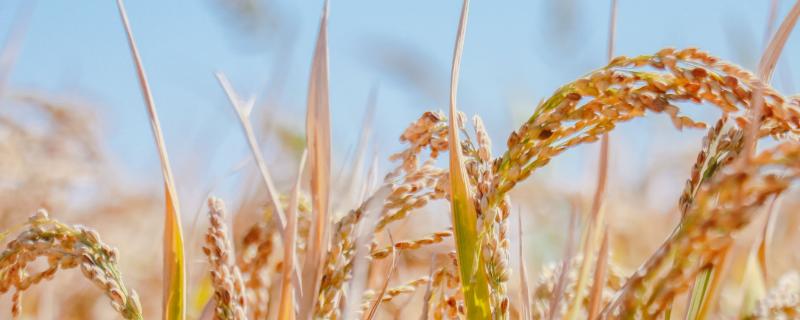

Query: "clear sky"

xmin=1 ymin=0 xmax=798 ymax=212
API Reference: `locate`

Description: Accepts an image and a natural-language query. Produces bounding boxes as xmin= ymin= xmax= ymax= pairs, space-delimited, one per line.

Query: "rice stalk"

xmin=587 ymin=227 xmax=609 ymax=319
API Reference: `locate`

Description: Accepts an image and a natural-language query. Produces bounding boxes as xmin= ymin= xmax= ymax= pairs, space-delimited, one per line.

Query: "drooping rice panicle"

xmin=0 ymin=210 xmax=142 ymax=319
xmin=370 ymin=230 xmax=452 ymax=259
xmin=492 ymin=48 xmax=800 ymax=209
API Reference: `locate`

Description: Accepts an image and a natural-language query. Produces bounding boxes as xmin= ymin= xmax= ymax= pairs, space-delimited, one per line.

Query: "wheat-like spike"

xmin=492 ymin=48 xmax=800 ymax=209
xmin=204 ymin=198 xmax=247 ymax=320
xmin=313 ymin=187 xmax=390 ymax=318
xmin=601 ymin=142 xmax=800 ymax=318
xmin=361 ymin=276 xmax=431 ymax=310
xmin=309 ymin=109 xmax=469 ymax=317
xmin=679 ymin=116 xmax=745 ymax=216
xmin=0 ymin=210 xmax=142 ymax=319
xmin=370 ymin=230 xmax=452 ymax=259
xmin=472 ymin=115 xmax=511 ymax=317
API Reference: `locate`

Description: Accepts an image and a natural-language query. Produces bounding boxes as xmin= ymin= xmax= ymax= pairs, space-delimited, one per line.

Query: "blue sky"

xmin=1 ymin=0 xmax=798 ymax=211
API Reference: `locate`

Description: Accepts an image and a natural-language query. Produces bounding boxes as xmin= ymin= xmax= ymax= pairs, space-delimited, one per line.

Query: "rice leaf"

xmin=115 ymin=1 xmax=185 ymax=318
xmin=758 ymin=0 xmax=800 ymax=83
xmin=446 ymin=0 xmax=491 ymax=318
xmin=740 ymin=252 xmax=767 ymax=317
xmin=215 ymin=72 xmax=287 ymax=229
xmin=299 ymin=1 xmax=332 ymax=317
xmin=685 ymin=267 xmax=712 ymax=319
xmin=277 ymin=150 xmax=307 ymax=320
xmin=757 ymin=194 xmax=782 ymax=281
xmin=695 ymin=247 xmax=732 ymax=319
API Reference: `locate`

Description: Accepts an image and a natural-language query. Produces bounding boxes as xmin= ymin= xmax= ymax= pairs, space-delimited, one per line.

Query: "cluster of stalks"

xmin=4 ymin=46 xmax=800 ymax=319
xmin=4 ymin=0 xmax=800 ymax=319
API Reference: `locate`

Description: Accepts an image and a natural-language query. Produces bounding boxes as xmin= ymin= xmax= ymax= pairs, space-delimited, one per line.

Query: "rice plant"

xmin=2 ymin=0 xmax=800 ymax=319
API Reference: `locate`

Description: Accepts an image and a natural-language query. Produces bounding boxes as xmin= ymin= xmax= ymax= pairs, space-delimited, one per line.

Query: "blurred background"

xmin=1 ymin=0 xmax=799 ymax=318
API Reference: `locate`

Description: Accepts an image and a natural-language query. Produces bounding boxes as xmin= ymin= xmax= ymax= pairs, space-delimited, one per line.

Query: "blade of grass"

xmin=342 ymin=84 xmax=379 ymax=210
xmin=115 ymin=1 xmax=186 ymax=318
xmin=446 ymin=0 xmax=491 ymax=318
xmin=743 ymin=0 xmax=800 ymax=158
xmin=685 ymin=266 xmax=713 ymax=319
xmin=757 ymin=192 xmax=782 ymax=281
xmin=517 ymin=212 xmax=532 ymax=320
xmin=363 ymin=231 xmax=398 ymax=320
xmin=696 ymin=246 xmax=732 ymax=319
xmin=215 ymin=72 xmax=287 ymax=229
xmin=299 ymin=1 xmax=332 ymax=317
xmin=740 ymin=252 xmax=768 ymax=317
xmin=277 ymin=150 xmax=307 ymax=320
xmin=574 ymin=2 xmax=617 ymax=317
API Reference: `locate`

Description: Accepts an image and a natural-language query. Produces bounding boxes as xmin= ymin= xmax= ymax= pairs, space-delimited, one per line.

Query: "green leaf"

xmin=447 ymin=0 xmax=491 ymax=318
